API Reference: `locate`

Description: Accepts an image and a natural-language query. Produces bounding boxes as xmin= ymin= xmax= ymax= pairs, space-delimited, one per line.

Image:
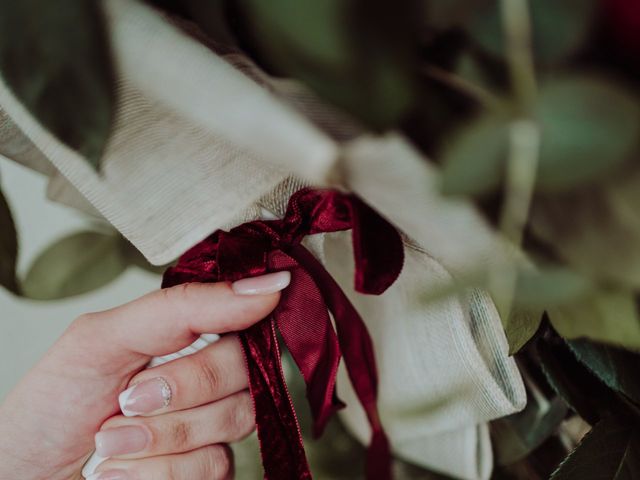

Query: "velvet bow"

xmin=162 ymin=188 xmax=404 ymax=479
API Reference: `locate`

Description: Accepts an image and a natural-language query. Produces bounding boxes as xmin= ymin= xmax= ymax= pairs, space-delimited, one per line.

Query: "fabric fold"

xmin=317 ymin=231 xmax=525 ymax=480
xmin=0 ymin=0 xmax=337 ymax=265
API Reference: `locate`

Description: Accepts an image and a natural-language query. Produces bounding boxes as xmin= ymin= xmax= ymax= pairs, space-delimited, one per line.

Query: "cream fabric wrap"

xmin=0 ymin=1 xmax=526 ymax=478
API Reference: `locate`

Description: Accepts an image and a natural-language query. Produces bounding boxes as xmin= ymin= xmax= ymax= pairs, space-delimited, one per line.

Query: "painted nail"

xmin=119 ymin=377 xmax=172 ymax=417
xmin=95 ymin=426 xmax=149 ymax=457
xmin=82 ymin=452 xmax=107 ymax=477
xmin=232 ymin=271 xmax=291 ymax=295
xmin=86 ymin=470 xmax=129 ymax=480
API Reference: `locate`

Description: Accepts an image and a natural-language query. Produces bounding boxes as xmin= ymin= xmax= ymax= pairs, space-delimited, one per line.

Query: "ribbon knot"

xmin=163 ymin=188 xmax=404 ymax=479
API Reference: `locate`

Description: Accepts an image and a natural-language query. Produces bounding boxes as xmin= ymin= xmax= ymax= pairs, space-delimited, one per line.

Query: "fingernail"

xmin=232 ymin=271 xmax=291 ymax=295
xmin=82 ymin=452 xmax=106 ymax=477
xmin=119 ymin=377 xmax=172 ymax=417
xmin=95 ymin=426 xmax=149 ymax=457
xmin=86 ymin=470 xmax=129 ymax=480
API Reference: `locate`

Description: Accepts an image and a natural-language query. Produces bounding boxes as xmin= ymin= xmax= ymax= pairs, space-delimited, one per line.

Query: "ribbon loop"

xmin=163 ymin=188 xmax=404 ymax=480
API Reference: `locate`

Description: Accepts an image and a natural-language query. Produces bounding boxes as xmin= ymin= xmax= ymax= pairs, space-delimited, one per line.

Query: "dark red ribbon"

xmin=162 ymin=188 xmax=404 ymax=479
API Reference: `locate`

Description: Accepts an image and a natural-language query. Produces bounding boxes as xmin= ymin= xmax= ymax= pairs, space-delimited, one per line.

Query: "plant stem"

xmin=500 ymin=120 xmax=540 ymax=246
xmin=490 ymin=0 xmax=540 ymax=318
xmin=501 ymin=0 xmax=537 ymax=115
xmin=421 ymin=64 xmax=502 ymax=110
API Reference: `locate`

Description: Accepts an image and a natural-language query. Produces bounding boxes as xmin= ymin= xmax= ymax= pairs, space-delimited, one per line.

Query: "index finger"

xmin=76 ymin=272 xmax=290 ymax=366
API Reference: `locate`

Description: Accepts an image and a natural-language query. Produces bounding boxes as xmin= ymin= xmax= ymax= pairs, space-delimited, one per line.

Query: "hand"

xmin=0 ymin=271 xmax=291 ymax=480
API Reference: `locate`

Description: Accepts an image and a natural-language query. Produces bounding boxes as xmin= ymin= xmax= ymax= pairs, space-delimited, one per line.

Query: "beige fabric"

xmin=0 ymin=109 xmax=56 ymax=176
xmin=0 ymin=1 xmax=526 ymax=478
xmin=323 ymin=234 xmax=523 ymax=480
xmin=0 ymin=0 xmax=335 ymax=265
xmin=342 ymin=134 xmax=514 ymax=281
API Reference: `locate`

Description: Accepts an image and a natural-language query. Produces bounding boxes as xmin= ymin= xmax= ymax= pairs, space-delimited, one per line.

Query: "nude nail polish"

xmin=231 ymin=271 xmax=291 ymax=295
xmin=95 ymin=426 xmax=149 ymax=457
xmin=119 ymin=377 xmax=172 ymax=417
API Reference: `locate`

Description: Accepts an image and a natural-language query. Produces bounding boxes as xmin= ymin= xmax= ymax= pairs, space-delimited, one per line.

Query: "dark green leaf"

xmin=468 ymin=0 xmax=598 ymax=64
xmin=551 ymin=417 xmax=640 ymax=479
xmin=531 ymin=184 xmax=640 ymax=289
xmin=236 ymin=0 xmax=418 ymax=129
xmin=0 ymin=186 xmax=19 ymax=293
xmin=493 ymin=396 xmax=567 ymax=465
xmin=534 ymin=77 xmax=640 ymax=191
xmin=568 ymin=340 xmax=640 ymax=406
xmin=0 ymin=0 xmax=115 ymax=168
xmin=537 ymin=333 xmax=625 ymax=425
xmin=440 ymin=113 xmax=509 ymax=195
xmin=548 ymin=290 xmax=640 ymax=350
xmin=22 ymin=231 xmax=127 ymax=300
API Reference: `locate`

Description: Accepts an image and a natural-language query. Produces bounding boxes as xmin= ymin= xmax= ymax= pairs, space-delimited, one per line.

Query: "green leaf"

xmin=237 ymin=0 xmax=418 ymax=129
xmin=534 ymin=77 xmax=640 ymax=191
xmin=0 ymin=0 xmax=115 ymax=168
xmin=0 ymin=186 xmax=19 ymax=294
xmin=531 ymin=185 xmax=640 ymax=289
xmin=503 ymin=307 xmax=543 ymax=355
xmin=513 ymin=267 xmax=593 ymax=308
xmin=537 ymin=334 xmax=625 ymax=425
xmin=492 ymin=396 xmax=568 ymax=465
xmin=551 ymin=417 xmax=640 ymax=479
xmin=468 ymin=0 xmax=598 ymax=64
xmin=440 ymin=113 xmax=509 ymax=195
xmin=547 ymin=291 xmax=640 ymax=351
xmin=568 ymin=340 xmax=640 ymax=406
xmin=22 ymin=231 xmax=127 ymax=300
xmin=441 ymin=77 xmax=640 ymax=196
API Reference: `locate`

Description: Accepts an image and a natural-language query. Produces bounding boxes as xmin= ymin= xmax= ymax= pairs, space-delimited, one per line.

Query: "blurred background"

xmin=0 ymin=156 xmax=157 ymax=399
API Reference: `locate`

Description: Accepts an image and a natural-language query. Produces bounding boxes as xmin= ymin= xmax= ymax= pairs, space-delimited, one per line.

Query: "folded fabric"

xmin=0 ymin=1 xmax=526 ymax=478
xmin=324 ymin=234 xmax=524 ymax=480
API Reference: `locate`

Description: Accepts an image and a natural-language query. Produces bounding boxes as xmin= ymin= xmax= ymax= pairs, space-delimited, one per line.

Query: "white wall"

xmin=0 ymin=157 xmax=159 ymax=399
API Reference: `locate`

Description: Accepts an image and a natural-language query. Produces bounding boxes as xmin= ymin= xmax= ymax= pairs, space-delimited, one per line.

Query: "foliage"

xmin=0 ymin=183 xmax=18 ymax=294
xmin=1 ymin=0 xmax=640 ymax=477
xmin=535 ymin=330 xmax=640 ymax=479
xmin=0 ymin=205 xmax=167 ymax=301
xmin=0 ymin=0 xmax=115 ymax=168
xmin=550 ymin=417 xmax=640 ymax=479
xmin=22 ymin=231 xmax=129 ymax=300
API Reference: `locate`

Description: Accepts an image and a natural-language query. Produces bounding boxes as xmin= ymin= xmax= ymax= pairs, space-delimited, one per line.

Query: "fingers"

xmin=118 ymin=335 xmax=248 ymax=417
xmin=68 ymin=271 xmax=290 ymax=371
xmin=90 ymin=444 xmax=233 ymax=480
xmin=95 ymin=391 xmax=254 ymax=460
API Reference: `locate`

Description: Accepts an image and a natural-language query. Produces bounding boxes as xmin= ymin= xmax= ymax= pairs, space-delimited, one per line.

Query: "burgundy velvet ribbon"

xmin=162 ymin=188 xmax=404 ymax=479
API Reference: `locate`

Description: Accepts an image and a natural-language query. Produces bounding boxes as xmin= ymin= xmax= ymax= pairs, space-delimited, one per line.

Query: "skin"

xmin=0 ymin=281 xmax=281 ymax=480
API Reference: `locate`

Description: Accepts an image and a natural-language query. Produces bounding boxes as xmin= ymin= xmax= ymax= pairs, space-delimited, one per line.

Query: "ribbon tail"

xmin=287 ymin=244 xmax=393 ymax=480
xmin=238 ymin=318 xmax=312 ymax=480
xmin=269 ymin=250 xmax=344 ymax=438
xmin=367 ymin=429 xmax=392 ymax=480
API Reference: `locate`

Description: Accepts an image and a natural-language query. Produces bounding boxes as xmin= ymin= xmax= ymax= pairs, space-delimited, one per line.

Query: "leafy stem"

xmin=501 ymin=0 xmax=537 ymax=115
xmin=490 ymin=0 xmax=540 ymax=318
xmin=421 ymin=64 xmax=503 ymax=110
